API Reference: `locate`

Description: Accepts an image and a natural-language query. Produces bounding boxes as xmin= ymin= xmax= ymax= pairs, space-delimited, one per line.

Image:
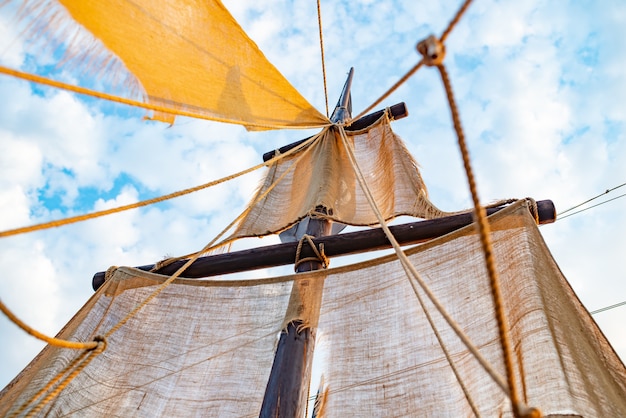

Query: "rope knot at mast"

xmin=294 ymin=234 xmax=329 ymax=271
xmin=417 ymin=35 xmax=446 ymax=66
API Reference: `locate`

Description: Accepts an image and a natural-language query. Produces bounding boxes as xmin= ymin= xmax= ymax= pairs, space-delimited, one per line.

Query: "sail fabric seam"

xmin=337 ymin=125 xmax=509 ymax=394
xmin=0 ymin=66 xmax=331 ymax=131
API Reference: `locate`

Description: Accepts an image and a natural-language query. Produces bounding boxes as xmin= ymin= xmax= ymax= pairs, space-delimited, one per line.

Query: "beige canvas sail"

xmin=2 ymin=201 xmax=625 ymax=416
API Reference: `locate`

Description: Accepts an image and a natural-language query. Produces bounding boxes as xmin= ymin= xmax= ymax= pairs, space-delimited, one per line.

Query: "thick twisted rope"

xmin=337 ymin=126 xmax=509 ymax=394
xmin=294 ymin=234 xmax=328 ymax=271
xmin=316 ymin=0 xmax=329 ymax=118
xmin=0 ymin=66 xmax=330 ymax=131
xmin=435 ymin=60 xmax=540 ymax=418
xmin=104 ymin=129 xmax=325 ymax=339
xmin=9 ymin=337 xmax=106 ymax=417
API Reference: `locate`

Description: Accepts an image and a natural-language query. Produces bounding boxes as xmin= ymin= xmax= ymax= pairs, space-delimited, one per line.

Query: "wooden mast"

xmin=258 ymin=68 xmax=354 ymax=418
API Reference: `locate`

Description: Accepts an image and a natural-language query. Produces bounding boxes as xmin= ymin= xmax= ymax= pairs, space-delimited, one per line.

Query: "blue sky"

xmin=1 ymin=0 xmax=625 ymax=391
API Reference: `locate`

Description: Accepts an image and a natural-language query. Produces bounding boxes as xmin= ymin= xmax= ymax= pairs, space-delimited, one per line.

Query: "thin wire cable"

xmin=558 ymin=182 xmax=626 ymax=215
xmin=316 ymin=0 xmax=329 ymax=118
xmin=558 ymin=192 xmax=626 ymax=220
xmin=591 ymin=300 xmax=626 ymax=315
xmin=0 ymin=66 xmax=330 ymax=131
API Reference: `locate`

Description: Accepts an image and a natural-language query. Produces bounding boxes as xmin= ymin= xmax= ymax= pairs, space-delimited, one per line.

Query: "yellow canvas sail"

xmin=23 ymin=0 xmax=329 ymax=129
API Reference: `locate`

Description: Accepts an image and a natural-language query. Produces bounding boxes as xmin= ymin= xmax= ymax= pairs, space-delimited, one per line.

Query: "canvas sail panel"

xmin=0 ymin=268 xmax=295 ymax=417
xmin=2 ymin=202 xmax=625 ymax=416
xmin=20 ymin=0 xmax=327 ymax=129
xmin=232 ymin=115 xmax=451 ymax=239
xmin=316 ymin=201 xmax=626 ymax=416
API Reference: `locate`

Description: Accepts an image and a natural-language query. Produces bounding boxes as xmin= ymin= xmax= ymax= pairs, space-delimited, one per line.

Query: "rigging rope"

xmin=103 ymin=129 xmax=325 ymax=339
xmin=353 ymin=61 xmax=424 ymax=121
xmin=0 ymin=124 xmax=315 ymax=239
xmin=0 ymin=66 xmax=330 ymax=131
xmin=0 ymin=298 xmax=99 ymax=350
xmin=354 ymin=0 xmax=474 ymax=122
xmin=149 ymin=130 xmax=325 ymax=270
xmin=436 ymin=60 xmax=533 ymax=418
xmin=9 ymin=337 xmax=106 ymax=418
xmin=316 ymin=0 xmax=329 ymax=118
xmin=337 ymin=124 xmax=509 ymax=394
xmin=0 ymin=129 xmax=322 ymax=369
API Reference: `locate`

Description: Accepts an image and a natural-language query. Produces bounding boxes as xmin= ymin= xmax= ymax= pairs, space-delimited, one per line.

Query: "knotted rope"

xmin=294 ymin=234 xmax=328 ymax=271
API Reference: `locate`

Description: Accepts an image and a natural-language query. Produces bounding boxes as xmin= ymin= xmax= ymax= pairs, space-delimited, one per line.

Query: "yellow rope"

xmin=337 ymin=126 xmax=509 ymax=393
xmin=149 ymin=130 xmax=326 ymax=271
xmin=294 ymin=234 xmax=328 ymax=271
xmin=28 ymin=343 xmax=105 ymax=417
xmin=0 ymin=66 xmax=330 ymax=131
xmin=0 ymin=125 xmax=315 ymax=239
xmin=316 ymin=0 xmax=329 ymax=118
xmin=10 ymin=337 xmax=106 ymax=417
xmin=440 ymin=0 xmax=474 ymax=43
xmin=1 ymin=127 xmax=323 ymax=363
xmin=0 ymin=298 xmax=98 ymax=350
xmin=10 ymin=350 xmax=90 ymax=417
xmin=354 ymin=0 xmax=474 ymax=121
xmin=353 ymin=60 xmax=424 ymax=121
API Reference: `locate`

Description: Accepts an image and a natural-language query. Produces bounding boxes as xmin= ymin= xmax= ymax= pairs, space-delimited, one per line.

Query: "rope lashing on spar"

xmin=294 ymin=234 xmax=329 ymax=271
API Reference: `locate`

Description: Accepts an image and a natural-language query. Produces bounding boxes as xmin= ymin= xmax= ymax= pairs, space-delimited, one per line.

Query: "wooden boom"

xmin=92 ymin=199 xmax=555 ymax=290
